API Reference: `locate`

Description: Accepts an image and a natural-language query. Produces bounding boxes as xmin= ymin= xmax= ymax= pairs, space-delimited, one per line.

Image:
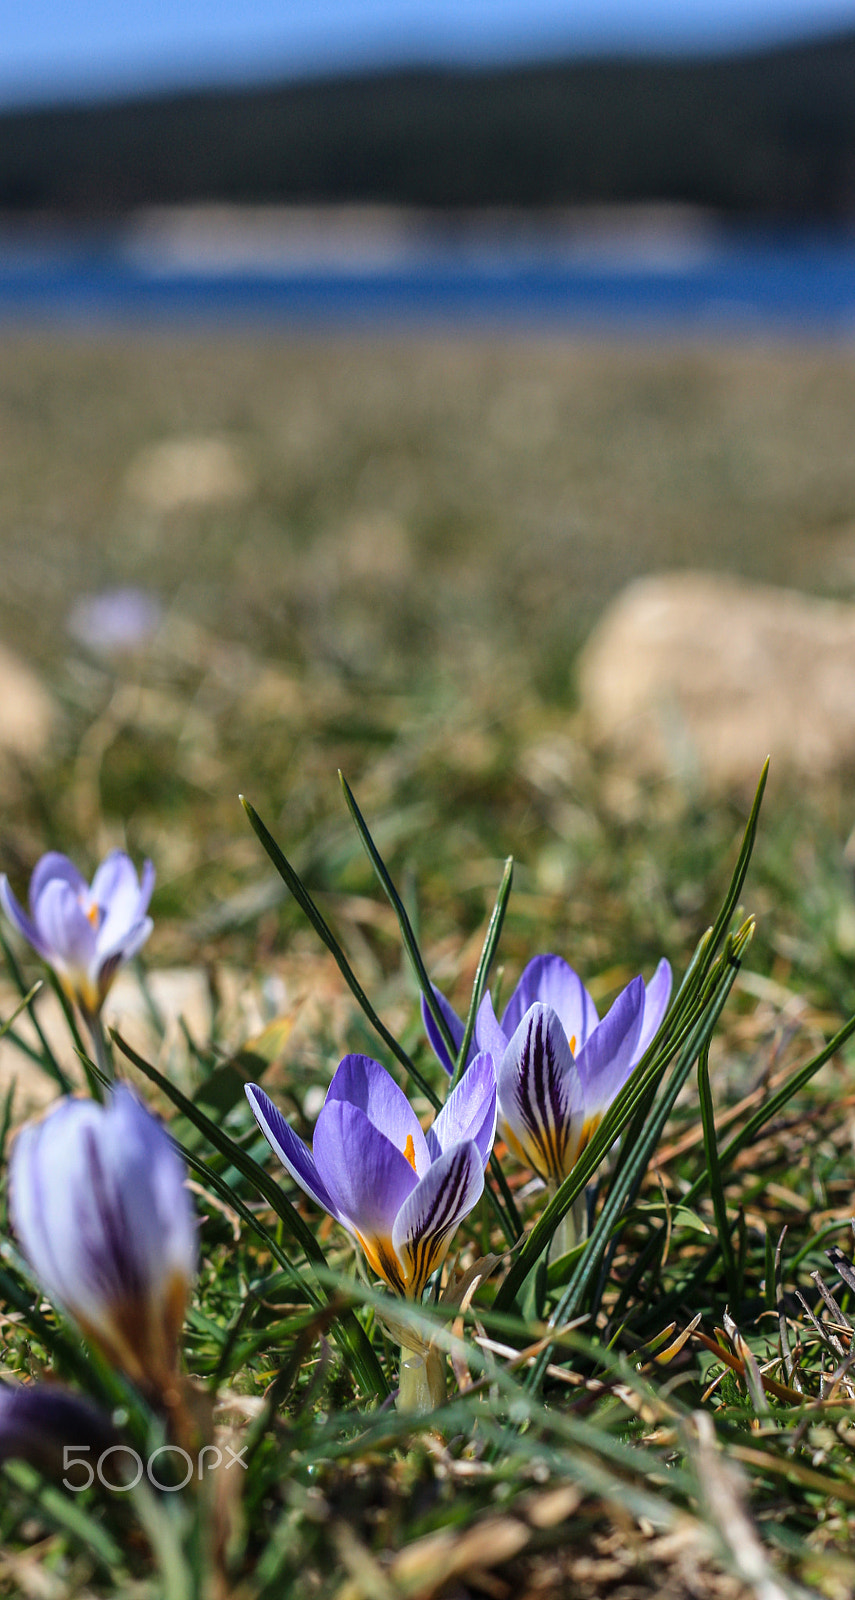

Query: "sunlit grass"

xmin=1 ymin=330 xmax=855 ymax=1595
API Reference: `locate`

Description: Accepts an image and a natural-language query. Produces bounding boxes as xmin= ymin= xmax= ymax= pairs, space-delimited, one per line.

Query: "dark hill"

xmin=3 ymin=31 xmax=855 ymax=218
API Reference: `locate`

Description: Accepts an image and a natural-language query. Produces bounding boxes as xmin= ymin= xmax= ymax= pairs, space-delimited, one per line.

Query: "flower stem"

xmin=397 ymin=1345 xmax=446 ymax=1414
xmin=549 ymin=1191 xmax=586 ymax=1262
xmin=88 ymin=1013 xmax=114 ymax=1090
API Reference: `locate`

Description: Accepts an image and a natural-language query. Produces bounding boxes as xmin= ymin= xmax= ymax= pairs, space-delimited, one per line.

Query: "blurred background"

xmin=3 ymin=0 xmax=855 ymax=1046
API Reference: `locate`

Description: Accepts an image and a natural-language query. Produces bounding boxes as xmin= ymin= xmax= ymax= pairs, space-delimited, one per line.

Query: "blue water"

xmin=3 ymin=228 xmax=855 ymax=334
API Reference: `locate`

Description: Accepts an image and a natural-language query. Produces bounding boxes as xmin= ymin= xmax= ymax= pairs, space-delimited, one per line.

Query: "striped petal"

xmin=246 ymin=1083 xmax=342 ymax=1222
xmin=497 ymin=1003 xmax=583 ymax=1184
xmin=426 ymin=1050 xmax=496 ymax=1168
xmin=392 ymin=1139 xmax=485 ymax=1298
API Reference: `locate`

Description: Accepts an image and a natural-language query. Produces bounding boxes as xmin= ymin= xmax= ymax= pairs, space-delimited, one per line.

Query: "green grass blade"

xmin=0 ymin=929 xmax=72 ymax=1093
xmin=681 ymin=1006 xmax=855 ymax=1213
xmin=241 ymin=794 xmax=440 ymax=1110
xmin=339 ymin=769 xmax=457 ymax=1063
xmin=697 ymin=1040 xmax=738 ymax=1303
xmin=450 ymin=854 xmax=514 ymax=1089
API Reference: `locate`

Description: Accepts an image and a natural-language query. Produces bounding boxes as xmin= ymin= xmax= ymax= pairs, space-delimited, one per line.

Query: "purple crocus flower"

xmin=0 ymin=850 xmax=155 ymax=1019
xmin=475 ymin=954 xmax=672 ymax=1186
xmin=0 ymin=1380 xmax=118 ymax=1478
xmin=247 ymin=1052 xmax=497 ymax=1300
xmin=9 ymin=1086 xmax=196 ymax=1396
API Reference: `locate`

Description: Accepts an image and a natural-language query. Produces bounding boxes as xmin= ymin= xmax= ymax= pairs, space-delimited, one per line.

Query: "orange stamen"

xmin=569 ymin=1034 xmax=577 ymax=1054
xmin=403 ymin=1133 xmax=418 ymax=1171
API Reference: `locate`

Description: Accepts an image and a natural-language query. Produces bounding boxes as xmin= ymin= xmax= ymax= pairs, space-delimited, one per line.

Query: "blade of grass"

xmin=0 ymin=930 xmax=72 ymax=1093
xmin=2 ymin=1461 xmax=126 ymax=1572
xmin=681 ymin=1006 xmax=855 ymax=1213
xmin=451 ymin=854 xmax=514 ymax=1089
xmin=339 ymin=770 xmax=457 ymax=1063
xmin=697 ymin=1040 xmax=739 ymax=1304
xmin=241 ymin=795 xmax=440 ymax=1110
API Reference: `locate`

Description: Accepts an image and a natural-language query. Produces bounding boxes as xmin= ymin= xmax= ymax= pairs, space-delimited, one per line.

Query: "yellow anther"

xmin=403 ymin=1133 xmax=418 ymax=1171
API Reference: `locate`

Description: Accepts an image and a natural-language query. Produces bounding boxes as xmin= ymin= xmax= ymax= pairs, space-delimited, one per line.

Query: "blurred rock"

xmin=577 ymin=572 xmax=855 ymax=795
xmin=0 ymin=643 xmax=56 ymax=776
xmin=125 ymin=435 xmax=253 ymax=512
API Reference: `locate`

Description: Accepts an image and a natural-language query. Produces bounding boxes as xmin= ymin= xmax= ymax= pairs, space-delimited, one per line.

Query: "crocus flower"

xmin=0 ymin=850 xmax=154 ymax=1019
xmin=475 ymin=954 xmax=672 ymax=1187
xmin=0 ymin=1380 xmax=118 ymax=1478
xmin=247 ymin=1052 xmax=497 ymax=1300
xmin=9 ymin=1087 xmax=196 ymax=1397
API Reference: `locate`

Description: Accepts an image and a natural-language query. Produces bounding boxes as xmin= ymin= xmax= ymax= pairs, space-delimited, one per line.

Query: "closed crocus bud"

xmin=0 ymin=850 xmax=155 ymax=1021
xmin=0 ymin=1380 xmax=118 ymax=1479
xmin=10 ymin=1087 xmax=196 ymax=1398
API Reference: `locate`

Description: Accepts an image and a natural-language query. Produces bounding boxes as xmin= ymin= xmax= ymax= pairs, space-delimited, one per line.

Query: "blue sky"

xmin=3 ymin=0 xmax=855 ymax=109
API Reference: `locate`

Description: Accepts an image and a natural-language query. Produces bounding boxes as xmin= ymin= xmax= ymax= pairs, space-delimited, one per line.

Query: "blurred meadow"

xmin=5 ymin=327 xmax=855 ymax=1595
xmin=4 ymin=331 xmax=855 ymax=988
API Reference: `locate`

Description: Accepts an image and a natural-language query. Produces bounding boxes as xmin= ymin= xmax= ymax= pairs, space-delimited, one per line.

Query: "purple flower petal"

xmin=314 ymin=1099 xmax=418 ymax=1236
xmin=421 ymin=986 xmax=466 ymax=1076
xmin=474 ymin=988 xmax=509 ymax=1061
xmin=633 ymin=959 xmax=673 ymax=1063
xmin=10 ymin=1088 xmax=196 ymax=1389
xmin=108 ymin=1087 xmax=197 ymax=1293
xmin=501 ymin=955 xmax=599 ymax=1053
xmin=3 ymin=852 xmax=156 ymax=1015
xmin=574 ymin=975 xmax=646 ymax=1121
xmin=29 ymin=853 xmax=87 ymax=913
xmin=98 ymin=915 xmax=154 ymax=975
xmin=497 ymin=1003 xmax=583 ymax=1184
xmin=0 ymin=1381 xmax=119 ymax=1477
xmin=92 ymin=852 xmax=155 ymax=947
xmin=246 ymin=1084 xmax=342 ymax=1222
xmin=392 ymin=1139 xmax=485 ymax=1297
xmin=314 ymin=1100 xmax=418 ymax=1291
xmin=325 ymin=1055 xmax=430 ymax=1177
xmin=0 ymin=875 xmax=47 ymax=959
xmin=426 ymin=1051 xmax=497 ymax=1168
xmin=31 ymin=880 xmax=96 ymax=973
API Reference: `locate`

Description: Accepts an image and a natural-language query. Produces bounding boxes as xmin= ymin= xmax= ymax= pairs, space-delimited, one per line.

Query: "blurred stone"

xmin=0 ymin=643 xmax=56 ymax=773
xmin=577 ymin=572 xmax=855 ymax=795
xmin=125 ymin=435 xmax=253 ymax=512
